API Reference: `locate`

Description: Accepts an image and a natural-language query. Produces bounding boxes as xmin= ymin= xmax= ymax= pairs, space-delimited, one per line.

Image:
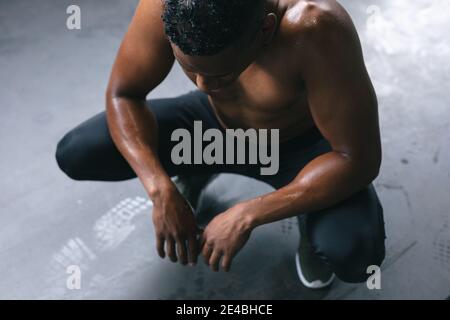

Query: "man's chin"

xmin=210 ymin=88 xmax=224 ymax=94
xmin=205 ymin=82 xmax=234 ymax=95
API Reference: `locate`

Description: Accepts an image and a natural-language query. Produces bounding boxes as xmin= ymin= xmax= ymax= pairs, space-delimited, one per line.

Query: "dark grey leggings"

xmin=55 ymin=90 xmax=386 ymax=283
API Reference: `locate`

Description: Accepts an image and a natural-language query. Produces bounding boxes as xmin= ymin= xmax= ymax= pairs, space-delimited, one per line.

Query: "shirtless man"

xmin=56 ymin=0 xmax=386 ymax=289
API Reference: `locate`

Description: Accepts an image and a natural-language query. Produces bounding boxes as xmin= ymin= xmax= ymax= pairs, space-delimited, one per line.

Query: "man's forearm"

xmin=106 ymin=96 xmax=175 ymax=202
xmin=243 ymin=151 xmax=379 ymax=229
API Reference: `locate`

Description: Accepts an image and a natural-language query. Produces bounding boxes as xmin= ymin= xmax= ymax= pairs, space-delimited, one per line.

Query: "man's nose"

xmin=196 ymin=75 xmax=219 ymax=92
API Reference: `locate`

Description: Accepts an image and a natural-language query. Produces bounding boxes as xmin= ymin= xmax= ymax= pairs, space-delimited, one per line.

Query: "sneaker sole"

xmin=295 ymin=251 xmax=335 ymax=289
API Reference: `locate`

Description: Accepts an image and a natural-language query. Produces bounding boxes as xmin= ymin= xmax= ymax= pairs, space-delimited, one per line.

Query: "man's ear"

xmin=262 ymin=13 xmax=278 ymax=44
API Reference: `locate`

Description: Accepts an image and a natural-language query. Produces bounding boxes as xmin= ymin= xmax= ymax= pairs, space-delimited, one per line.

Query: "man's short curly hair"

xmin=161 ymin=0 xmax=266 ymax=56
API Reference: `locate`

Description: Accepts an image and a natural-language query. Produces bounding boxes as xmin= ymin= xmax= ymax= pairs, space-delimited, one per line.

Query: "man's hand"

xmin=200 ymin=204 xmax=254 ymax=272
xmin=152 ymin=187 xmax=202 ymax=266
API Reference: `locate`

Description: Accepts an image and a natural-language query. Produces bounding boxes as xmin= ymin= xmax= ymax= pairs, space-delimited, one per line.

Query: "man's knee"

xmin=55 ymin=130 xmax=85 ymax=180
xmin=306 ymin=184 xmax=386 ymax=283
xmin=315 ymin=229 xmax=385 ymax=283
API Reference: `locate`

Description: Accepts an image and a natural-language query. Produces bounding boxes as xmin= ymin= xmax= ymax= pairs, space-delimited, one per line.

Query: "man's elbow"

xmin=105 ymin=80 xmax=147 ymax=103
xmin=348 ymin=152 xmax=381 ymax=185
xmin=368 ymin=163 xmax=381 ymax=183
xmin=365 ymin=155 xmax=381 ymax=184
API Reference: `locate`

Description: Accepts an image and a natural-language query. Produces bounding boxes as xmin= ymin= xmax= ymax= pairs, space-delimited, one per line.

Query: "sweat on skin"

xmin=170 ymin=121 xmax=280 ymax=175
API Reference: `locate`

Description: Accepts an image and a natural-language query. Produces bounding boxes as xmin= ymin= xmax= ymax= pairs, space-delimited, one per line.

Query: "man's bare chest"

xmin=207 ymin=63 xmax=312 ymax=132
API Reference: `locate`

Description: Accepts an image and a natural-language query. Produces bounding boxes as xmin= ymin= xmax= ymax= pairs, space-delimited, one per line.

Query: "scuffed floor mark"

xmin=94 ymin=196 xmax=152 ymax=252
xmin=377 ymin=183 xmax=413 ymax=213
xmin=383 ymin=240 xmax=418 ymax=270
xmin=433 ymin=216 xmax=450 ymax=274
xmin=433 ymin=148 xmax=440 ymax=164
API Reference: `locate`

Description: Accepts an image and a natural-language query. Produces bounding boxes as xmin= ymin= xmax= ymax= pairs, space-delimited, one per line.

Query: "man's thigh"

xmin=56 ymin=90 xmax=221 ymax=181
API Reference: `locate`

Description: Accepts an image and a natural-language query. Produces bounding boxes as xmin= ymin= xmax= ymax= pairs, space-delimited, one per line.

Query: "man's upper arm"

xmin=107 ymin=0 xmax=174 ymax=99
xmin=297 ymin=7 xmax=381 ymax=173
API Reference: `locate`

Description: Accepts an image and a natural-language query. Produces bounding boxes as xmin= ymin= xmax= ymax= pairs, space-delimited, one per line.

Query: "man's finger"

xmin=221 ymin=253 xmax=232 ymax=272
xmin=187 ymin=236 xmax=198 ymax=266
xmin=209 ymin=250 xmax=222 ymax=272
xmin=199 ymin=230 xmax=206 ymax=249
xmin=156 ymin=234 xmax=165 ymax=258
xmin=202 ymin=243 xmax=213 ymax=265
xmin=176 ymin=238 xmax=188 ymax=265
xmin=166 ymin=237 xmax=177 ymax=262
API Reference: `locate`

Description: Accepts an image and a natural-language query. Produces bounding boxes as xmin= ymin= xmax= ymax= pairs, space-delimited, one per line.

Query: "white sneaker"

xmin=295 ymin=219 xmax=335 ymax=289
xmin=295 ymin=251 xmax=335 ymax=289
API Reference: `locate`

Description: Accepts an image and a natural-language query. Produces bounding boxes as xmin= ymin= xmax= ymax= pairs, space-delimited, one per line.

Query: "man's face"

xmin=171 ymin=27 xmax=263 ymax=94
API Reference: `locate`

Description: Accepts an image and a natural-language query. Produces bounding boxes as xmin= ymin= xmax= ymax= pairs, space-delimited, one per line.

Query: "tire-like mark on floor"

xmin=433 ymin=215 xmax=450 ymax=274
xmin=94 ymin=196 xmax=152 ymax=251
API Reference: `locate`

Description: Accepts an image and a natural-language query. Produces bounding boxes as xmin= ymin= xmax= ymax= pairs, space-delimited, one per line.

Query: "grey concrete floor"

xmin=0 ymin=0 xmax=449 ymax=299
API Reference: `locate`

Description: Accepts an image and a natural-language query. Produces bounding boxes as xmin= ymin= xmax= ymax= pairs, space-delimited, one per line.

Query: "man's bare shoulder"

xmin=283 ymin=0 xmax=354 ymax=36
xmin=281 ymin=0 xmax=363 ymax=75
xmin=281 ymin=0 xmax=359 ymax=54
xmin=132 ymin=0 xmax=166 ymax=33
